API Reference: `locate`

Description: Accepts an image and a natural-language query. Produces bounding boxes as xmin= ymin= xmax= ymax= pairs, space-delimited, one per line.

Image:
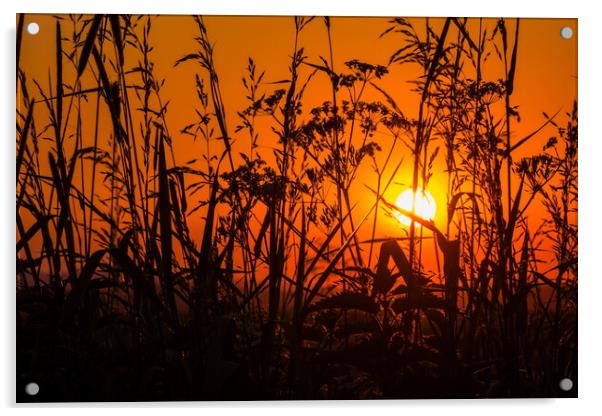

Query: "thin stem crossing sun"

xmin=394 ymin=188 xmax=436 ymax=227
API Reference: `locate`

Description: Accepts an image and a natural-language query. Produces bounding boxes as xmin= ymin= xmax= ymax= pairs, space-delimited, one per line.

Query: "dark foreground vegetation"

xmin=16 ymin=15 xmax=577 ymax=401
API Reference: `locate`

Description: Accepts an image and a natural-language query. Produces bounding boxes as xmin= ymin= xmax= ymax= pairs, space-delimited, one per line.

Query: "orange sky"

xmin=17 ymin=15 xmax=577 ymax=275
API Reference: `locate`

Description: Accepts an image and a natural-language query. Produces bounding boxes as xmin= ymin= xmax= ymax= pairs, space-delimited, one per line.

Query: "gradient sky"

xmin=18 ymin=15 xmax=577 ymax=273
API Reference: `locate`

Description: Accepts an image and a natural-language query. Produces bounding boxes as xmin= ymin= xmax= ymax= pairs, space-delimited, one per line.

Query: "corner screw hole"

xmin=26 ymin=22 xmax=40 ymax=36
xmin=560 ymin=26 xmax=573 ymax=40
xmin=24 ymin=382 xmax=40 ymax=396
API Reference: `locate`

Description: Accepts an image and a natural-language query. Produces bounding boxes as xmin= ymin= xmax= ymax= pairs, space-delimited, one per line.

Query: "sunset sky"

xmin=17 ymin=15 xmax=577 ymax=272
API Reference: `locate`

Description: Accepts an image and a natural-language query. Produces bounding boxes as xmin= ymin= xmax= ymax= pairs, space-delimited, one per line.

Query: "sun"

xmin=394 ymin=189 xmax=436 ymax=227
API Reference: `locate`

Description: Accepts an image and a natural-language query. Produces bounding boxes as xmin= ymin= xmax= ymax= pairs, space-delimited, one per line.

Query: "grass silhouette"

xmin=16 ymin=15 xmax=577 ymax=401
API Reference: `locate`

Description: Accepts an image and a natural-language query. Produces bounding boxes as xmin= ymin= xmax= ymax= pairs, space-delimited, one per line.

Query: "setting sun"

xmin=394 ymin=189 xmax=436 ymax=226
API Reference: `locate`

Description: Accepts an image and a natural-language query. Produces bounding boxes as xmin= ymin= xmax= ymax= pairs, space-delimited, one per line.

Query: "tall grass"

xmin=16 ymin=14 xmax=577 ymax=401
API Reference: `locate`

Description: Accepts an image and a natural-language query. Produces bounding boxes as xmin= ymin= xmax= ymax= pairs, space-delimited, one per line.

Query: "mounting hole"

xmin=24 ymin=382 xmax=40 ymax=396
xmin=560 ymin=26 xmax=573 ymax=40
xmin=559 ymin=378 xmax=573 ymax=391
xmin=26 ymin=22 xmax=40 ymax=35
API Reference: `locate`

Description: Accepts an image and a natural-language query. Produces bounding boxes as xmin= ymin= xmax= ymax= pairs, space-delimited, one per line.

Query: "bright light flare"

xmin=394 ymin=189 xmax=436 ymax=227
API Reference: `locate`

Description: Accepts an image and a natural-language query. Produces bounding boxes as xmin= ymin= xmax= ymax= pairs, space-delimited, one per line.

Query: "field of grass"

xmin=16 ymin=15 xmax=577 ymax=401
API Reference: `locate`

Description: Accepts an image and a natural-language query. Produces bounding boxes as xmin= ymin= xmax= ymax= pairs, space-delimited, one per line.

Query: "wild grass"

xmin=16 ymin=14 xmax=577 ymax=401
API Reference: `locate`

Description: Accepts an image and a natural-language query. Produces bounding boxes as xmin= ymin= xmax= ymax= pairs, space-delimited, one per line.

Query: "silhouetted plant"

xmin=16 ymin=14 xmax=577 ymax=401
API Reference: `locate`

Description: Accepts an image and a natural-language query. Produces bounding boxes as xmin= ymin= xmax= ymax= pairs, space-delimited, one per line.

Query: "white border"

xmin=3 ymin=1 xmax=601 ymax=415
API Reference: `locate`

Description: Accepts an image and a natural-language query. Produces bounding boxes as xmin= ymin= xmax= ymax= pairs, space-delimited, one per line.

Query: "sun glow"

xmin=394 ymin=189 xmax=436 ymax=227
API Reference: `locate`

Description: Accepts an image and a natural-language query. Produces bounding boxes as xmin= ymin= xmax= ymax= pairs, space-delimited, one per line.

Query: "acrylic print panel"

xmin=16 ymin=14 xmax=577 ymax=401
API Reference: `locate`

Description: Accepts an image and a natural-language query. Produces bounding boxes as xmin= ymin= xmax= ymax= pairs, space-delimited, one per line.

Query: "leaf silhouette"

xmin=77 ymin=14 xmax=103 ymax=77
xmin=307 ymin=291 xmax=379 ymax=314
